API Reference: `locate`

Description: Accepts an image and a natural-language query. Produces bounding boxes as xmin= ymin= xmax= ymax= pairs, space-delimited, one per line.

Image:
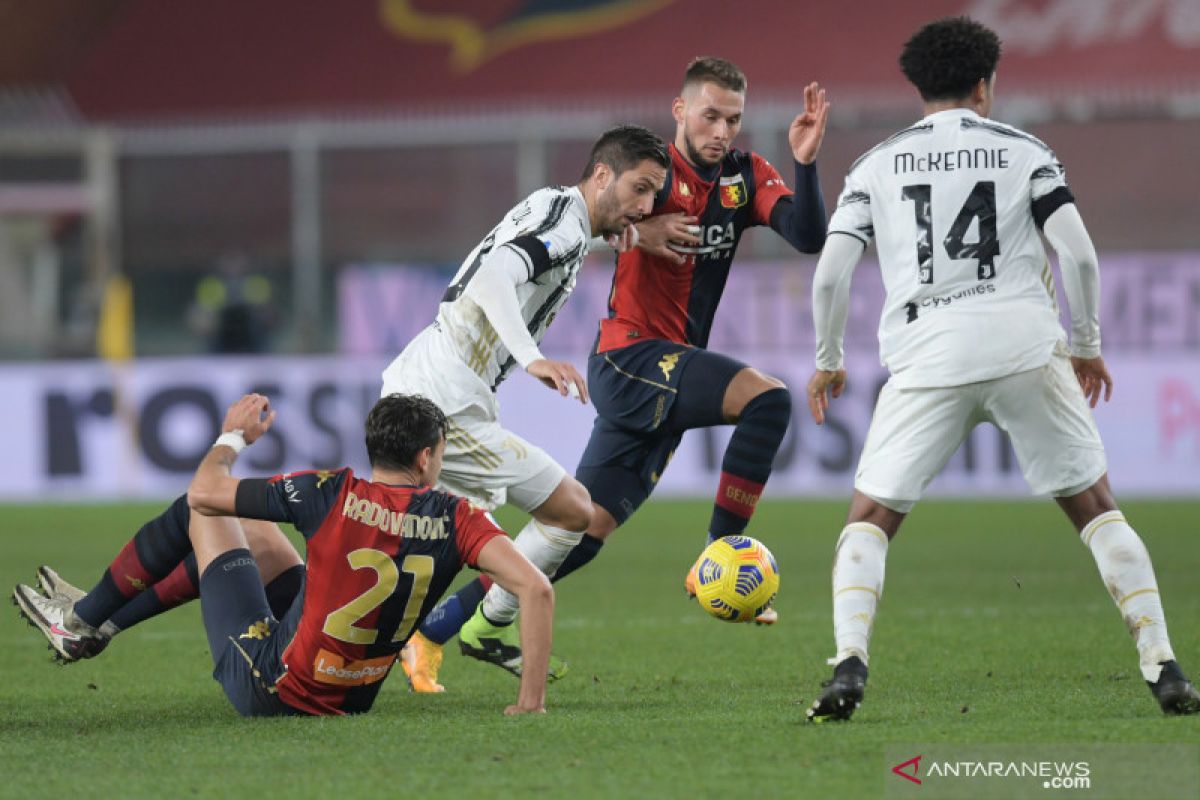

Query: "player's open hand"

xmin=635 ymin=213 xmax=702 ymax=265
xmin=526 ymin=358 xmax=588 ymax=404
xmin=1070 ymin=355 xmax=1113 ymax=408
xmin=806 ymin=369 xmax=846 ymax=425
xmin=222 ymin=393 xmax=276 ymax=443
xmin=788 ymin=82 xmax=830 ymax=165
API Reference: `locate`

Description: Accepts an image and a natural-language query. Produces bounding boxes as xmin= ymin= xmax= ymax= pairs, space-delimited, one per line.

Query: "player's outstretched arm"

xmin=476 ymin=535 xmax=555 ymax=715
xmin=188 ymin=393 xmax=275 ymax=516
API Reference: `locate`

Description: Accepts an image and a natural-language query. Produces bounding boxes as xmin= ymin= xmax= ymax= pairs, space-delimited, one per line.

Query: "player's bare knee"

xmin=1057 ymin=476 xmax=1119 ymax=531
xmin=242 ymin=518 xmax=303 ymax=571
xmin=587 ymin=504 xmax=619 ymax=540
xmin=758 ymin=371 xmax=787 ymax=393
xmin=846 ymin=491 xmax=905 ymax=539
xmin=723 ymin=368 xmax=790 ymax=420
xmin=559 ymin=500 xmax=593 ymax=534
xmin=535 ymin=477 xmax=593 ymax=532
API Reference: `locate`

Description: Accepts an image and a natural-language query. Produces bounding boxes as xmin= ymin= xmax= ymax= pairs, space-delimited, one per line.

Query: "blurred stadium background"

xmin=1 ymin=0 xmax=1197 ymax=502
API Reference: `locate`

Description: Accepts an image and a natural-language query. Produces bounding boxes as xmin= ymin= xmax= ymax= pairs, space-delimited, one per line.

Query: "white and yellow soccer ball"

xmin=693 ymin=536 xmax=779 ymax=623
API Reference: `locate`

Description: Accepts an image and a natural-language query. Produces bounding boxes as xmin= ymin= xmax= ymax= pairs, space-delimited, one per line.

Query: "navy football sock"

xmin=264 ymin=564 xmax=305 ymax=618
xmin=105 ymin=559 xmax=301 ymax=633
xmin=708 ymin=387 xmax=791 ymax=538
xmin=74 ymin=494 xmax=193 ymax=628
xmin=420 ymin=577 xmax=491 ymax=645
xmin=107 ymin=552 xmax=200 ymax=631
xmin=550 ymin=534 xmax=604 ymax=583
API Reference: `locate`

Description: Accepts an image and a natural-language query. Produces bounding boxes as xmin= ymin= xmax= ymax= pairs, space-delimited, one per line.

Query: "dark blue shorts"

xmin=578 ymin=341 xmax=746 ymax=524
xmin=200 ymin=548 xmax=305 ymax=717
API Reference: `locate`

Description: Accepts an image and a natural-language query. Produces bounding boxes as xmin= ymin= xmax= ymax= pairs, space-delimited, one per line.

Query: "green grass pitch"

xmin=1 ymin=499 xmax=1197 ymax=798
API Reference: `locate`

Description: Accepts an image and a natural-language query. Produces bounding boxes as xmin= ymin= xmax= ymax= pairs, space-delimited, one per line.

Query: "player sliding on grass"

xmin=404 ymin=57 xmax=830 ymax=692
xmin=17 ymin=124 xmax=670 ymax=693
xmin=804 ymin=16 xmax=1200 ymax=721
xmin=15 ymin=393 xmax=556 ymax=716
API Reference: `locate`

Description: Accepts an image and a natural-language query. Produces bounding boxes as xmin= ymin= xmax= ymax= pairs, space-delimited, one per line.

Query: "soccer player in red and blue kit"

xmin=15 ymin=393 xmax=556 ymax=716
xmin=413 ymin=57 xmax=830 ymax=686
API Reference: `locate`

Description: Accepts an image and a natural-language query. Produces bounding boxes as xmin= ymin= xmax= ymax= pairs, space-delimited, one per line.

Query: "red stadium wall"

xmin=55 ymin=0 xmax=1200 ymax=121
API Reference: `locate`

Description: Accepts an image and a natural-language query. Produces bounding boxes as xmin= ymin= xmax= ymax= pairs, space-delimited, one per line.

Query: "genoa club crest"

xmin=719 ymin=174 xmax=747 ymax=208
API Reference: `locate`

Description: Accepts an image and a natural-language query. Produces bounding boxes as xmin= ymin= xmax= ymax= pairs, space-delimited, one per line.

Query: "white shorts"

xmin=381 ymin=326 xmax=566 ymax=513
xmin=856 ymin=350 xmax=1107 ymax=512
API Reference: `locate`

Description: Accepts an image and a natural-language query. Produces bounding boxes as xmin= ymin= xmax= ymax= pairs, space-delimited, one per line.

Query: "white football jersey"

xmin=829 ymin=108 xmax=1075 ymax=388
xmin=436 ymin=185 xmax=591 ymax=390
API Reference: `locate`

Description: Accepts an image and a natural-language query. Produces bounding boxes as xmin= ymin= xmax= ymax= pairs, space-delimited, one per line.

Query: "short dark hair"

xmin=364 ymin=393 xmax=447 ymax=472
xmin=899 ymin=17 xmax=1001 ymax=102
xmin=580 ymin=124 xmax=669 ymax=181
xmin=683 ymin=56 xmax=747 ymax=94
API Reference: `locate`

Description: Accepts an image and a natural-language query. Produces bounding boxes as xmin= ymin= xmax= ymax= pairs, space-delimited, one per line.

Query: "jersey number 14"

xmin=901 ymin=180 xmax=999 ymax=284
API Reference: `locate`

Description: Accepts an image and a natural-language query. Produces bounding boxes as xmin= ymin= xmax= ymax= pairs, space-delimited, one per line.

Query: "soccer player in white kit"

xmin=381 ymin=125 xmax=669 ymax=689
xmin=804 ymin=17 xmax=1199 ymax=721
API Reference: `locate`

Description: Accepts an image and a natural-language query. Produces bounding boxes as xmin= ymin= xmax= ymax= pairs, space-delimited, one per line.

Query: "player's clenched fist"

xmin=221 ymin=394 xmax=276 ymax=443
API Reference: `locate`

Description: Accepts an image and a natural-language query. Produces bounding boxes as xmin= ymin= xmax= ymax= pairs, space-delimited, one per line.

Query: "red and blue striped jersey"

xmin=236 ymin=468 xmax=504 ymax=715
xmin=596 ymin=143 xmax=791 ymax=352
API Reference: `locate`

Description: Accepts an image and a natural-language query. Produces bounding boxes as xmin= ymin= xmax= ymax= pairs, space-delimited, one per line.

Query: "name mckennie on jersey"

xmin=893 ymin=147 xmax=1010 ymax=174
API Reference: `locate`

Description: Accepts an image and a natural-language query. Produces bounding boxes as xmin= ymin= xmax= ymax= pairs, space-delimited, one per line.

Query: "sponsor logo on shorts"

xmin=239 ymin=619 xmax=272 ymax=640
xmin=658 ymin=351 xmax=684 ymax=382
xmin=312 ymin=648 xmax=396 ymax=687
xmin=222 ymin=557 xmax=257 ymax=572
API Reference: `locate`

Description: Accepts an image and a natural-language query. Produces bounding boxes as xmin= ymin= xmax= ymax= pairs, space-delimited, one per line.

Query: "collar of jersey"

xmin=919 ymin=107 xmax=982 ymax=124
xmin=565 ymin=184 xmax=589 ymax=231
xmin=669 ymin=143 xmax=721 ymax=185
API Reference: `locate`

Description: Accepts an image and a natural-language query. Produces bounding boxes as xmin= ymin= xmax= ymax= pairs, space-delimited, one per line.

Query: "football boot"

xmin=806 ymin=655 xmax=869 ymax=722
xmin=458 ymin=608 xmax=568 ymax=681
xmin=400 ymin=631 xmax=446 ymax=693
xmin=12 ymin=584 xmax=111 ymax=663
xmin=1147 ymin=660 xmax=1200 ymax=715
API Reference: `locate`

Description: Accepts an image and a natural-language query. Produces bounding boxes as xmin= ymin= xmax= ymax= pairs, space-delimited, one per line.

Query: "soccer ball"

xmin=692 ymin=536 xmax=779 ymax=623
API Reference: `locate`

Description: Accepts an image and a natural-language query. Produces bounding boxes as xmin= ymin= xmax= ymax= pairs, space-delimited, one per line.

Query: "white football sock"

xmin=480 ymin=519 xmax=582 ymax=625
xmin=831 ymin=522 xmax=889 ymax=667
xmin=1081 ymin=510 xmax=1175 ymax=682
